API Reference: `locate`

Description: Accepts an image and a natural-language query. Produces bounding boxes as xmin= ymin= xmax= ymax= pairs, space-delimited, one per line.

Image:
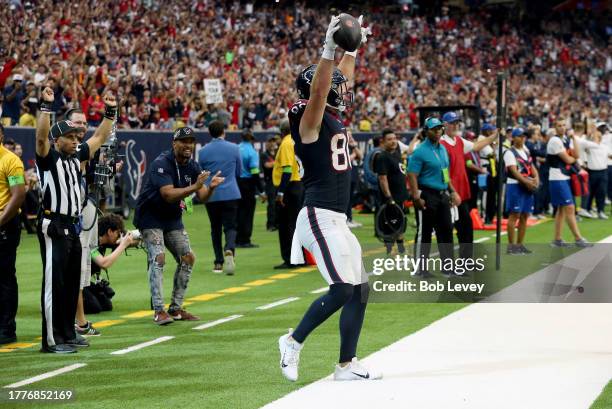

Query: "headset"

xmin=374 ymin=201 xmax=407 ymax=243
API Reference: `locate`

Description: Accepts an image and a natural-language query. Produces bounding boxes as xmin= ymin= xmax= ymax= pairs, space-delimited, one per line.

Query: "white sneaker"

xmin=347 ymin=220 xmax=363 ymax=228
xmin=577 ymin=208 xmax=593 ymax=218
xmin=333 ymin=357 xmax=382 ymax=381
xmin=224 ymin=250 xmax=235 ymax=275
xmin=598 ymin=212 xmax=609 ymax=220
xmin=278 ymin=330 xmax=302 ymax=382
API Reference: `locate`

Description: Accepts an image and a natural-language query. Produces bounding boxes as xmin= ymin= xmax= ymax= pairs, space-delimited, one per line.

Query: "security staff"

xmin=236 ymin=130 xmax=265 ymax=248
xmin=272 ymin=119 xmax=303 ymax=269
xmin=0 ymin=124 xmax=26 ymax=345
xmin=35 ymin=87 xmax=116 ymax=353
xmin=407 ymin=117 xmax=461 ymax=277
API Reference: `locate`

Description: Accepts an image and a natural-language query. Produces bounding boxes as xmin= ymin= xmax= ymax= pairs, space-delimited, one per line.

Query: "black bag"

xmin=83 ymin=272 xmax=115 ymax=314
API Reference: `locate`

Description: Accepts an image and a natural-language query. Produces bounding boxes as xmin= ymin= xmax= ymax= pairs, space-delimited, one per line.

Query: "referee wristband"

xmin=39 ymin=101 xmax=53 ymax=113
xmin=104 ymin=104 xmax=118 ymax=120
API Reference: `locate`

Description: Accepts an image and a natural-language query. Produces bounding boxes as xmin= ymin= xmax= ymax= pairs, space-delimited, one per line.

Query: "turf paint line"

xmin=122 ymin=310 xmax=154 ymax=319
xmin=291 ymin=267 xmax=316 ymax=273
xmin=192 ymin=314 xmax=243 ymax=330
xmin=263 ymin=240 xmax=612 ymax=409
xmin=263 ymin=303 xmax=612 ymax=409
xmin=218 ymin=286 xmax=250 ymax=294
xmin=245 ymin=279 xmax=277 ymax=286
xmin=269 ymin=273 xmax=297 ymax=279
xmin=256 ymin=297 xmax=300 ymax=311
xmin=187 ymin=293 xmax=225 ymax=302
xmin=110 ymin=336 xmax=175 ymax=355
xmin=93 ymin=319 xmax=126 ymax=328
xmin=310 ymin=287 xmax=328 ymax=294
xmin=4 ymin=363 xmax=88 ymax=389
xmin=1 ymin=342 xmax=38 ymax=349
xmin=474 ymin=237 xmax=491 ymax=243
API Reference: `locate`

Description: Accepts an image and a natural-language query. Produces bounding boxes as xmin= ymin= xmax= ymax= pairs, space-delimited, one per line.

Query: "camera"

xmin=128 ymin=229 xmax=142 ymax=241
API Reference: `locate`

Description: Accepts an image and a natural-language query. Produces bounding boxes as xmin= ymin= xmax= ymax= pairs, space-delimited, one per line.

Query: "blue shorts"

xmin=549 ymin=180 xmax=574 ymax=207
xmin=505 ymin=183 xmax=534 ymax=214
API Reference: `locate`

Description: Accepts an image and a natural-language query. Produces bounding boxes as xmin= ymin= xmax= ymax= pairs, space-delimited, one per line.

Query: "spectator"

xmin=197 ymin=120 xmax=241 ymax=275
xmin=1 ymin=74 xmax=24 ymax=126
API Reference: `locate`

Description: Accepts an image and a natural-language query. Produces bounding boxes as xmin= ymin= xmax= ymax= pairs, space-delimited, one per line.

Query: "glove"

xmin=345 ymin=15 xmax=373 ymax=57
xmin=322 ymin=15 xmax=340 ymax=60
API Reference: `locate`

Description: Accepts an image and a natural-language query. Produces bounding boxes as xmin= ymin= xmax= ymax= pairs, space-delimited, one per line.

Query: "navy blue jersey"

xmin=134 ymin=150 xmax=202 ymax=231
xmin=288 ymin=99 xmax=351 ymax=213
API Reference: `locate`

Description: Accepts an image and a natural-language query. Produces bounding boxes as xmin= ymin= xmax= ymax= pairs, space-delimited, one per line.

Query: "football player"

xmin=277 ymin=15 xmax=380 ymax=382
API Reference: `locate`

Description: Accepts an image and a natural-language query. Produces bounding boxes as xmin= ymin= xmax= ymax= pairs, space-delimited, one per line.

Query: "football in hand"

xmin=333 ymin=13 xmax=361 ymax=52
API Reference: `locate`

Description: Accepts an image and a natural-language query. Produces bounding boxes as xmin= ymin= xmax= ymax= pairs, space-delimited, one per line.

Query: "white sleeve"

xmin=547 ymin=137 xmax=564 ymax=155
xmin=398 ymin=140 xmax=409 ymax=154
xmin=503 ymin=150 xmax=517 ymax=167
xmin=461 ymin=137 xmax=474 ymax=154
xmin=578 ymin=138 xmax=599 ymax=150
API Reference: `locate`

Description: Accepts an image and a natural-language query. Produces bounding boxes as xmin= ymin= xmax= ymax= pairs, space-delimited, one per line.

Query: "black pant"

xmin=587 ymin=169 xmax=608 ymax=213
xmin=264 ymin=179 xmax=277 ymax=229
xmin=237 ymin=178 xmax=256 ymax=245
xmin=276 ymin=182 xmax=304 ymax=264
xmin=414 ymin=188 xmax=454 ymax=273
xmin=468 ymin=177 xmax=479 ymax=210
xmin=205 ymin=200 xmax=238 ymax=264
xmin=0 ymin=216 xmax=21 ymax=340
xmin=37 ymin=217 xmax=81 ymax=348
xmin=485 ymin=174 xmax=500 ymax=223
xmin=455 ymin=201 xmax=474 ymax=259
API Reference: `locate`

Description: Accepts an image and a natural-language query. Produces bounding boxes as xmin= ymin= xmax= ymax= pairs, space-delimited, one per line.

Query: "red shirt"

xmin=440 ymin=136 xmax=471 ymax=203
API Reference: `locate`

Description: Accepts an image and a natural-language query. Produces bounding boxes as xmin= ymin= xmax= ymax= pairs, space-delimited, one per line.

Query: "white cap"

xmin=595 ymin=121 xmax=608 ymax=129
xmin=13 ymin=74 xmax=23 ymax=81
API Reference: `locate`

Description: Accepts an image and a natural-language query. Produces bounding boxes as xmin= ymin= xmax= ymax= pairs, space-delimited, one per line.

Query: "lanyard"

xmin=175 ymin=159 xmax=193 ymax=186
xmin=430 ymin=142 xmax=447 ymax=168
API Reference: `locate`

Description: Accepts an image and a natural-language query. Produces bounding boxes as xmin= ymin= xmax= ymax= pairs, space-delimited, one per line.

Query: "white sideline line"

xmin=474 ymin=237 xmax=491 ymax=243
xmin=256 ymin=297 xmax=300 ymax=310
xmin=110 ymin=336 xmax=174 ymax=355
xmin=192 ymin=314 xmax=243 ymax=330
xmin=4 ymin=363 xmax=87 ymax=388
xmin=310 ymin=287 xmax=328 ymax=294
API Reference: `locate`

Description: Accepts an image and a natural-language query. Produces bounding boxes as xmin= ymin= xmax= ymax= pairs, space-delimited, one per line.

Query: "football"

xmin=333 ymin=13 xmax=362 ymax=52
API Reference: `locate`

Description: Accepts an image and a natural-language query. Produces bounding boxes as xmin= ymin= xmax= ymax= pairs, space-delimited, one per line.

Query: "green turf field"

xmin=1 ymin=204 xmax=610 ymax=409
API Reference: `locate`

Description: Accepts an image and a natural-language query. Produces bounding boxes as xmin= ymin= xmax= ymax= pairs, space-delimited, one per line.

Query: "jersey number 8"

xmin=331 ymin=133 xmax=351 ymax=172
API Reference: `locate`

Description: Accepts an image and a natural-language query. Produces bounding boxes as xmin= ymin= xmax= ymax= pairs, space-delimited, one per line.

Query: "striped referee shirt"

xmin=35 ymin=143 xmax=90 ymax=217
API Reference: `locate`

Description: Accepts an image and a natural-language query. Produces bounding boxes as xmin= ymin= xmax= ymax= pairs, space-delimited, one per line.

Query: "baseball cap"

xmin=442 ymin=111 xmax=461 ymax=123
xmin=424 ymin=117 xmax=444 ymax=130
xmin=511 ymin=127 xmax=527 ymax=138
xmin=481 ymin=123 xmax=496 ymax=132
xmin=595 ymin=121 xmax=608 ymax=129
xmin=173 ymin=127 xmax=195 ymax=141
xmin=49 ymin=120 xmax=86 ymax=139
xmin=13 ymin=74 xmax=23 ymax=81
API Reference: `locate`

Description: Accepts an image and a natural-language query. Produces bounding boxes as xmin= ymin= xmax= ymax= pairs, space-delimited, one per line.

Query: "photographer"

xmin=84 ymin=214 xmax=135 ymax=315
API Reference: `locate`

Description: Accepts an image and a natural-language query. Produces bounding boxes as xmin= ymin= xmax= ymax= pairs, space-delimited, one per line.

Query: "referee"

xmin=407 ymin=117 xmax=461 ymax=278
xmin=0 ymin=124 xmax=26 ymax=345
xmin=36 ymin=87 xmax=117 ymax=353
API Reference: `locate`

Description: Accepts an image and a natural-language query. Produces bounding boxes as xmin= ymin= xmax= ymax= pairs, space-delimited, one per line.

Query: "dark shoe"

xmin=212 ymin=263 xmax=223 ymax=274
xmin=235 ymin=243 xmax=259 ymax=248
xmin=41 ymin=344 xmax=77 ymax=354
xmin=66 ymin=334 xmax=89 ymax=347
xmin=154 ymin=310 xmax=174 ymax=325
xmin=517 ymin=244 xmax=532 ymax=254
xmin=575 ymin=238 xmax=594 ymax=248
xmin=274 ymin=262 xmax=294 ymax=269
xmin=507 ymin=244 xmax=520 ymax=255
xmin=0 ymin=334 xmax=17 ymax=345
xmin=76 ymin=321 xmax=101 ymax=336
xmin=169 ymin=308 xmax=201 ymax=321
xmin=267 ymin=227 xmax=278 ymax=232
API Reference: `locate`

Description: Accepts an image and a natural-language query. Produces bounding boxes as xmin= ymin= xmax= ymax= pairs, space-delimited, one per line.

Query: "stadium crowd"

xmin=1 ymin=1 xmax=610 ymax=132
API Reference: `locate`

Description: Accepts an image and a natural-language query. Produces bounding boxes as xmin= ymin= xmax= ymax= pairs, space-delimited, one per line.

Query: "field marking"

xmin=4 ymin=363 xmax=87 ymax=389
xmin=187 ymin=293 xmax=225 ymax=302
xmin=218 ymin=286 xmax=250 ymax=294
xmin=256 ymin=297 xmax=300 ymax=311
xmin=93 ymin=319 xmax=126 ymax=328
xmin=474 ymin=237 xmax=491 ymax=243
xmin=310 ymin=287 xmax=328 ymax=294
xmin=0 ymin=349 xmax=13 ymax=353
xmin=110 ymin=336 xmax=175 ymax=355
xmin=193 ymin=314 xmax=243 ymax=330
xmin=269 ymin=273 xmax=297 ymax=279
xmin=0 ymin=342 xmax=38 ymax=349
xmin=292 ymin=267 xmax=316 ymax=273
xmin=122 ymin=310 xmax=153 ymax=319
xmin=245 ymin=279 xmax=276 ymax=286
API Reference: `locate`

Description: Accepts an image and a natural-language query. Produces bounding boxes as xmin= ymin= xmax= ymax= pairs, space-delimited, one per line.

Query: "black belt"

xmin=420 ymin=186 xmax=448 ymax=195
xmin=42 ymin=210 xmax=79 ymax=224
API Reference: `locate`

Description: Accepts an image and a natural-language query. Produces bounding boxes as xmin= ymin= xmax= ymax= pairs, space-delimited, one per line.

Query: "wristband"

xmin=39 ymin=101 xmax=53 ymax=113
xmin=322 ymin=47 xmax=335 ymax=61
xmin=104 ymin=104 xmax=118 ymax=120
xmin=345 ymin=50 xmax=358 ymax=57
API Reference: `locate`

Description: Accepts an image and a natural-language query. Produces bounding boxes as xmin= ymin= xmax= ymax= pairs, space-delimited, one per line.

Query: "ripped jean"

xmin=142 ymin=228 xmax=194 ymax=312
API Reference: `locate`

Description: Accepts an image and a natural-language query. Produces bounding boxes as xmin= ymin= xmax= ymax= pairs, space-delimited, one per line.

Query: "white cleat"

xmin=334 ymin=357 xmax=383 ymax=381
xmin=278 ymin=329 xmax=302 ymax=382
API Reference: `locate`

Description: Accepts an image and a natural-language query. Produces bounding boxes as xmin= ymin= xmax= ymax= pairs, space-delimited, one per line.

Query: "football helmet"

xmin=296 ymin=64 xmax=353 ymax=112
